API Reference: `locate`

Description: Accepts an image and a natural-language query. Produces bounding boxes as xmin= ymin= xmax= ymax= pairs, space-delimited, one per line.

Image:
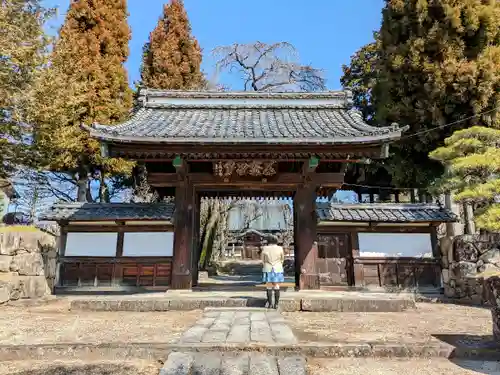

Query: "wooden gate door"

xmin=316 ymin=233 xmax=353 ymax=286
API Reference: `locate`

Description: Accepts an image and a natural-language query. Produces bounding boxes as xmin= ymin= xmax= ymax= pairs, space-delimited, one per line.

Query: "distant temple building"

xmin=225 ymin=199 xmax=293 ymax=259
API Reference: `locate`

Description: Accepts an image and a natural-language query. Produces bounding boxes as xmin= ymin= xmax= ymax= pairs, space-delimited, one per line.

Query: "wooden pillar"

xmin=293 ymin=184 xmax=320 ymax=290
xmin=171 ymin=177 xmax=195 ymax=290
xmin=55 ymin=225 xmax=68 ymax=287
xmin=191 ymin=193 xmax=201 ymax=287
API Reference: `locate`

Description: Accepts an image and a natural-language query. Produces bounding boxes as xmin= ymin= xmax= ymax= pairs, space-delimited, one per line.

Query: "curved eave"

xmin=83 ymin=125 xmax=408 ymax=146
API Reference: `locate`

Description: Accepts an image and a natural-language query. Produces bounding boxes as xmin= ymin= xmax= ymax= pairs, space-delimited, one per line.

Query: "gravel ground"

xmin=284 ymin=303 xmax=493 ymax=344
xmin=0 ymin=360 xmax=160 ymax=375
xmin=308 ymin=358 xmax=500 ymax=375
xmin=0 ymin=300 xmax=202 ymax=345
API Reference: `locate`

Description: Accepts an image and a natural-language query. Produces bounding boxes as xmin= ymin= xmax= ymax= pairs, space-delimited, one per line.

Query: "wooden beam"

xmin=148 ymin=172 xmax=344 ymax=188
xmin=110 ymin=142 xmax=388 ymax=158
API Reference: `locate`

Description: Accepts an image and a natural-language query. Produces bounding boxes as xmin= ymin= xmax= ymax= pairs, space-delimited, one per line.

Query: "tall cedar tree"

xmin=342 ymin=0 xmax=500 ymax=188
xmin=32 ymin=0 xmax=133 ymax=202
xmin=141 ymin=0 xmax=204 ymax=90
xmin=0 ymin=1 xmax=53 ymax=179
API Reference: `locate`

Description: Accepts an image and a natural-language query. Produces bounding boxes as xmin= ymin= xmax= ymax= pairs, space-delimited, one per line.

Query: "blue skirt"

xmin=262 ymin=269 xmax=285 ymax=283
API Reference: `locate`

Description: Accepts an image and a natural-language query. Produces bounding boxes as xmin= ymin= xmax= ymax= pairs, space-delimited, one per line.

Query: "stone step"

xmin=160 ymin=352 xmax=306 ymax=375
xmin=69 ymin=294 xmax=415 ymax=312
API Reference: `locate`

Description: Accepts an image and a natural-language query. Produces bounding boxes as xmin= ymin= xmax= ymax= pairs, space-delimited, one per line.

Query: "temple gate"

xmin=84 ymin=90 xmax=406 ymax=290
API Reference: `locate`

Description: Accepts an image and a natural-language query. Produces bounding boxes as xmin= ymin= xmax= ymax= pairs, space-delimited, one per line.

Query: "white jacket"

xmin=261 ymin=245 xmax=285 ymax=273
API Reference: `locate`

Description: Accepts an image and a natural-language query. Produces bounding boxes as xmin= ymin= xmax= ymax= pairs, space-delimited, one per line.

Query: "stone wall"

xmin=0 ymin=231 xmax=57 ymax=304
xmin=441 ymin=233 xmax=500 ymax=305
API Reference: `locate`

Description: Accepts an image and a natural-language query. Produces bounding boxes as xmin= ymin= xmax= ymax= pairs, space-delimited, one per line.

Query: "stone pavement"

xmin=179 ymin=308 xmax=297 ymax=345
xmin=160 ymin=352 xmax=306 ymax=375
xmin=162 ymin=308 xmax=305 ymax=374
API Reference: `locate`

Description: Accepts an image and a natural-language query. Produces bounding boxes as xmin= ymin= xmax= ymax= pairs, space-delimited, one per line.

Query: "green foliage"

xmin=141 ymin=0 xmax=205 ymax=90
xmin=341 ymin=33 xmax=380 ymax=122
xmin=430 ymin=126 xmax=500 ymax=232
xmin=342 ymin=0 xmax=500 ymax=187
xmin=31 ymin=0 xmax=134 ymax=201
xmin=0 ymin=1 xmax=53 ymax=178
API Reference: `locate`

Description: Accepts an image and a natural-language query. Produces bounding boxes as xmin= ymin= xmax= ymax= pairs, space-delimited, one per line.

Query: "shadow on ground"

xmin=8 ymin=364 xmax=159 ymax=375
xmin=449 ymin=358 xmax=500 ymax=374
xmin=433 ymin=333 xmax=498 ymax=349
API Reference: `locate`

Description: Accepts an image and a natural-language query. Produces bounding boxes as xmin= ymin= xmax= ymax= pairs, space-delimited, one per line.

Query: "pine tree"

xmin=0 ymin=1 xmax=53 ymax=178
xmin=430 ymin=126 xmax=500 ymax=232
xmin=141 ymin=0 xmax=204 ymax=90
xmin=342 ymin=0 xmax=500 ymax=187
xmin=31 ymin=0 xmax=133 ymax=202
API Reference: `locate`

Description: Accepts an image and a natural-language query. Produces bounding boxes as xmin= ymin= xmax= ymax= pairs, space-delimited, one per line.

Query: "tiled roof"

xmin=85 ymin=90 xmax=406 ymax=145
xmin=41 ymin=202 xmax=456 ymax=225
xmin=39 ymin=203 xmax=175 ymax=222
xmin=316 ymin=203 xmax=458 ymax=223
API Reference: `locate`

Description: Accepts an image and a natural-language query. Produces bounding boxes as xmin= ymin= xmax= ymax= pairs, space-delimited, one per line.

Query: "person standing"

xmin=261 ymin=235 xmax=285 ymax=309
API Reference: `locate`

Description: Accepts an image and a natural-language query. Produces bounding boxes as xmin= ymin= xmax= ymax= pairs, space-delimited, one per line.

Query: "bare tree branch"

xmin=213 ymin=41 xmax=326 ymax=92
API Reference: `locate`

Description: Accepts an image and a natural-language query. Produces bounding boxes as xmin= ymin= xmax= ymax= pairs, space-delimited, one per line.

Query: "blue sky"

xmin=43 ymin=0 xmax=384 ymax=90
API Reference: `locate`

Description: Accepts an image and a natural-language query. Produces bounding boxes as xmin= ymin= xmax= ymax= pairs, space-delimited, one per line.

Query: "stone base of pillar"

xmin=170 ymin=274 xmax=192 ymax=290
xmin=299 ymin=273 xmax=320 ymax=290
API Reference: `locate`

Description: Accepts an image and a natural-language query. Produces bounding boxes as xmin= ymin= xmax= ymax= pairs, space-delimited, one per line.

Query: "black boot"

xmin=266 ymin=289 xmax=273 ymax=309
xmin=273 ymin=289 xmax=280 ymax=309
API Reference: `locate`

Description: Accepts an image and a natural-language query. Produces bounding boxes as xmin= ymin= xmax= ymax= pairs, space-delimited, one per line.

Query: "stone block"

xmin=454 ymin=261 xmax=477 ymax=277
xmin=226 ymin=324 xmax=250 ymax=343
xmin=444 ymin=285 xmax=455 ymax=297
xmin=221 ymin=353 xmax=250 ymax=374
xmin=160 ymin=352 xmax=194 ymax=375
xmin=301 ymin=298 xmax=342 ymax=312
xmin=279 ymin=298 xmax=300 ymax=312
xmin=192 ymin=354 xmax=222 ymax=375
xmin=270 ymin=323 xmax=297 ymax=344
xmin=118 ymin=300 xmax=155 ymax=312
xmin=0 ymin=233 xmax=19 ymax=256
xmin=442 ymin=257 xmax=449 ymax=269
xmin=277 ymin=357 xmax=306 ymax=375
xmin=481 ymin=249 xmax=500 ymax=264
xmin=201 ymin=329 xmax=229 ymax=343
xmin=18 ymin=276 xmax=50 ymax=298
xmin=0 ymin=284 xmax=9 ymax=304
xmin=442 ymin=269 xmax=450 ymax=283
xmin=44 ymin=258 xmax=57 ymax=279
xmin=479 ymin=264 xmax=500 ymax=274
xmin=249 ymin=353 xmax=279 ymax=375
xmin=10 ymin=252 xmax=44 ymax=276
xmin=180 ymin=326 xmax=208 ymax=344
xmin=0 ymin=255 xmax=12 ymax=273
xmin=439 ymin=236 xmax=453 ymax=256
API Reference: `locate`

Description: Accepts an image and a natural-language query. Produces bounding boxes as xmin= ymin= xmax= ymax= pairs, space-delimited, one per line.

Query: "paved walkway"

xmin=163 ymin=308 xmax=304 ymax=374
xmin=179 ymin=308 xmax=297 ymax=345
xmin=161 ymin=352 xmax=306 ymax=375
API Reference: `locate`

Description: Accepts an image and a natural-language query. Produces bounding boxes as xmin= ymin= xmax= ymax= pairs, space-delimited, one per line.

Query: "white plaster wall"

xmin=122 ymin=232 xmax=174 ymax=257
xmin=358 ymin=233 xmax=433 ymax=258
xmin=65 ymin=232 xmax=117 ymax=257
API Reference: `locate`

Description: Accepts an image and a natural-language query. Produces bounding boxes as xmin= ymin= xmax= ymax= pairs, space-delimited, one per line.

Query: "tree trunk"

xmin=76 ymin=170 xmax=89 ymax=202
xmin=99 ymin=173 xmax=109 ymax=202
